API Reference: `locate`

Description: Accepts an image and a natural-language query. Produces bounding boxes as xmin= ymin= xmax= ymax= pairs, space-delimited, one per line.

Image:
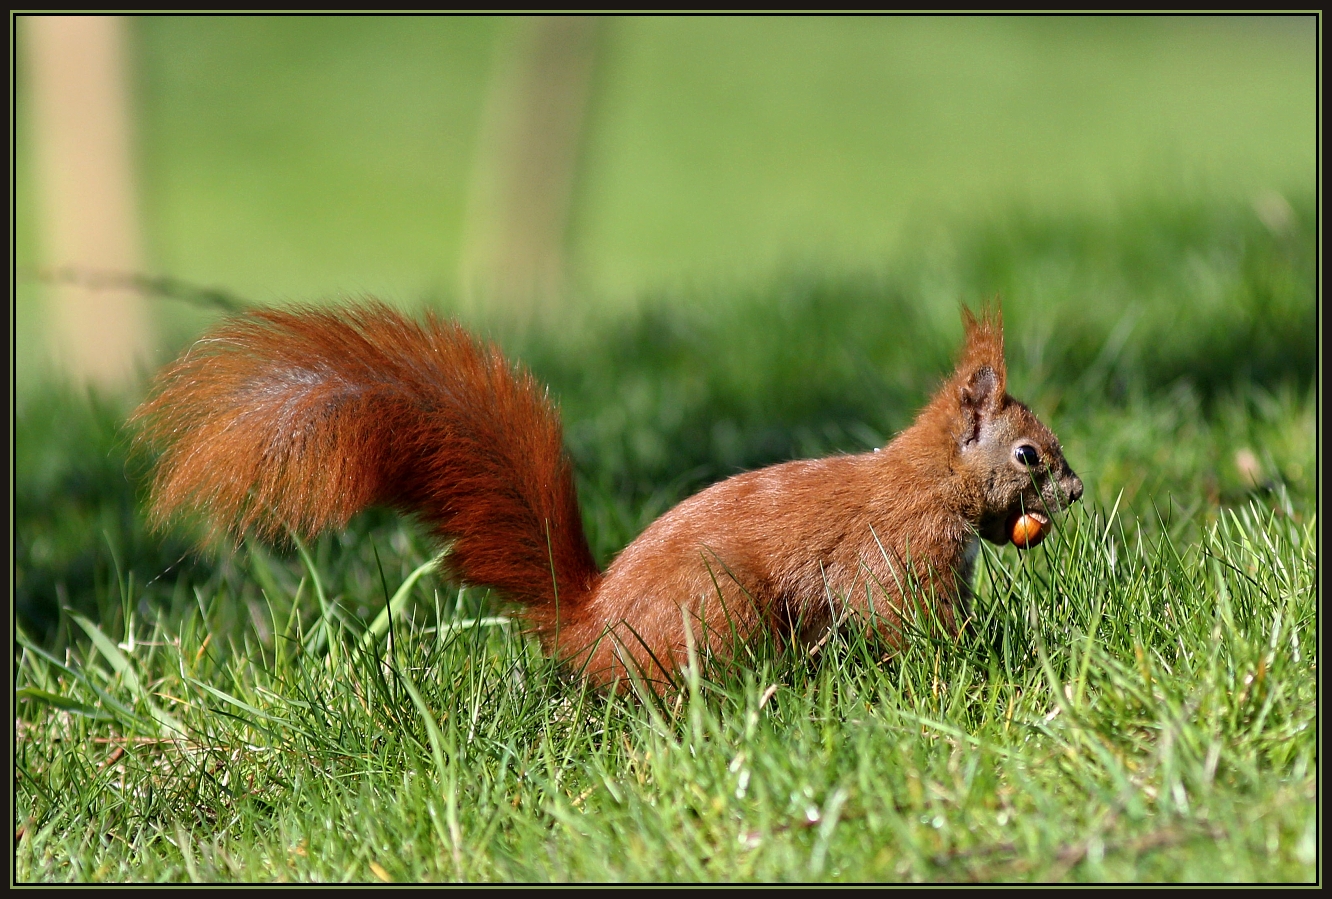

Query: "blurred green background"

xmin=14 ymin=15 xmax=1315 ymax=393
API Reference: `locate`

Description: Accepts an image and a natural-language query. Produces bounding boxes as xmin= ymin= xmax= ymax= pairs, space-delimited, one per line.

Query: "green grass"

xmin=13 ymin=193 xmax=1316 ymax=882
xmin=12 ymin=501 xmax=1318 ymax=881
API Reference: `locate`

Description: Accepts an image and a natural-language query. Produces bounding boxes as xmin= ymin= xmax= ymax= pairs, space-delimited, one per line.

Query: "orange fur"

xmin=134 ymin=302 xmax=1082 ymax=691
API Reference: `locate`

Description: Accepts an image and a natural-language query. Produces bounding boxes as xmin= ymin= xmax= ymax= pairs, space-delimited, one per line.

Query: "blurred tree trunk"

xmin=26 ymin=15 xmax=152 ymax=390
xmin=459 ymin=16 xmax=602 ymax=317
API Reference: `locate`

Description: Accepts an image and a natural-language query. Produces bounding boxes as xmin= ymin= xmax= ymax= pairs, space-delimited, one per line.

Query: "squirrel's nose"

xmin=1067 ymin=474 xmax=1084 ymax=504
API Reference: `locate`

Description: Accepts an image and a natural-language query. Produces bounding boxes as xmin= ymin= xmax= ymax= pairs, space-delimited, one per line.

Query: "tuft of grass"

xmin=14 ymin=498 xmax=1315 ymax=881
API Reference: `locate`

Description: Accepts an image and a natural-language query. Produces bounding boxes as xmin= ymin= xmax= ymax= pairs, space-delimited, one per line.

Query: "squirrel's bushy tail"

xmin=133 ymin=303 xmax=600 ymax=629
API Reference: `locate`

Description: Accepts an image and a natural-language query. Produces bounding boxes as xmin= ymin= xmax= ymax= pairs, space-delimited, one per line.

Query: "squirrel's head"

xmin=945 ymin=306 xmax=1083 ymax=547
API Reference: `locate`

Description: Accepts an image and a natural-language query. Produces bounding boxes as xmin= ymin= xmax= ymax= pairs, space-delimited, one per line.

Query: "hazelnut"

xmin=1009 ymin=511 xmax=1050 ymax=550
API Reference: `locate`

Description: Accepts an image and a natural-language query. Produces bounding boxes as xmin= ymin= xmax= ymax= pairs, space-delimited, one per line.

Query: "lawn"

xmin=12 ymin=15 xmax=1317 ymax=884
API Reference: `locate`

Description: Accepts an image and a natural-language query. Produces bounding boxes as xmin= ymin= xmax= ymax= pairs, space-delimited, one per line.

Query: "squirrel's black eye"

xmin=1014 ymin=445 xmax=1040 ymax=467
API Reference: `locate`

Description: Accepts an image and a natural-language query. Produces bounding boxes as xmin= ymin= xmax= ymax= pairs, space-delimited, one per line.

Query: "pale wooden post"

xmin=25 ymin=14 xmax=152 ymax=390
xmin=459 ymin=16 xmax=601 ymax=317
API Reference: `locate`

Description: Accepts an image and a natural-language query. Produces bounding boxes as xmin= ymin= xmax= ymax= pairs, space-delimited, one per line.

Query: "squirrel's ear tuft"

xmin=959 ymin=301 xmax=1007 ymax=394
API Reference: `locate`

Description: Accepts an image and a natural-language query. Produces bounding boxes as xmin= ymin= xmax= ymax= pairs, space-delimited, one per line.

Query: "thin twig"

xmin=23 ymin=266 xmax=253 ymax=313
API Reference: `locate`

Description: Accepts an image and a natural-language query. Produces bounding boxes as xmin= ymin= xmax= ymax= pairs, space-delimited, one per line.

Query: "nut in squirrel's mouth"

xmin=1007 ymin=509 xmax=1051 ymax=550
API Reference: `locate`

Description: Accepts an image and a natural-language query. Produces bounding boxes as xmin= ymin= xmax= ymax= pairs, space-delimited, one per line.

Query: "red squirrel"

xmin=133 ymin=302 xmax=1082 ymax=690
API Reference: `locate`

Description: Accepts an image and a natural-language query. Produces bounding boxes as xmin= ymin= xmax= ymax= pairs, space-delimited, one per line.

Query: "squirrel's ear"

xmin=958 ymin=365 xmax=1000 ymax=446
xmin=962 ymin=365 xmax=1000 ymax=407
xmin=959 ymin=303 xmax=1007 ymax=392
